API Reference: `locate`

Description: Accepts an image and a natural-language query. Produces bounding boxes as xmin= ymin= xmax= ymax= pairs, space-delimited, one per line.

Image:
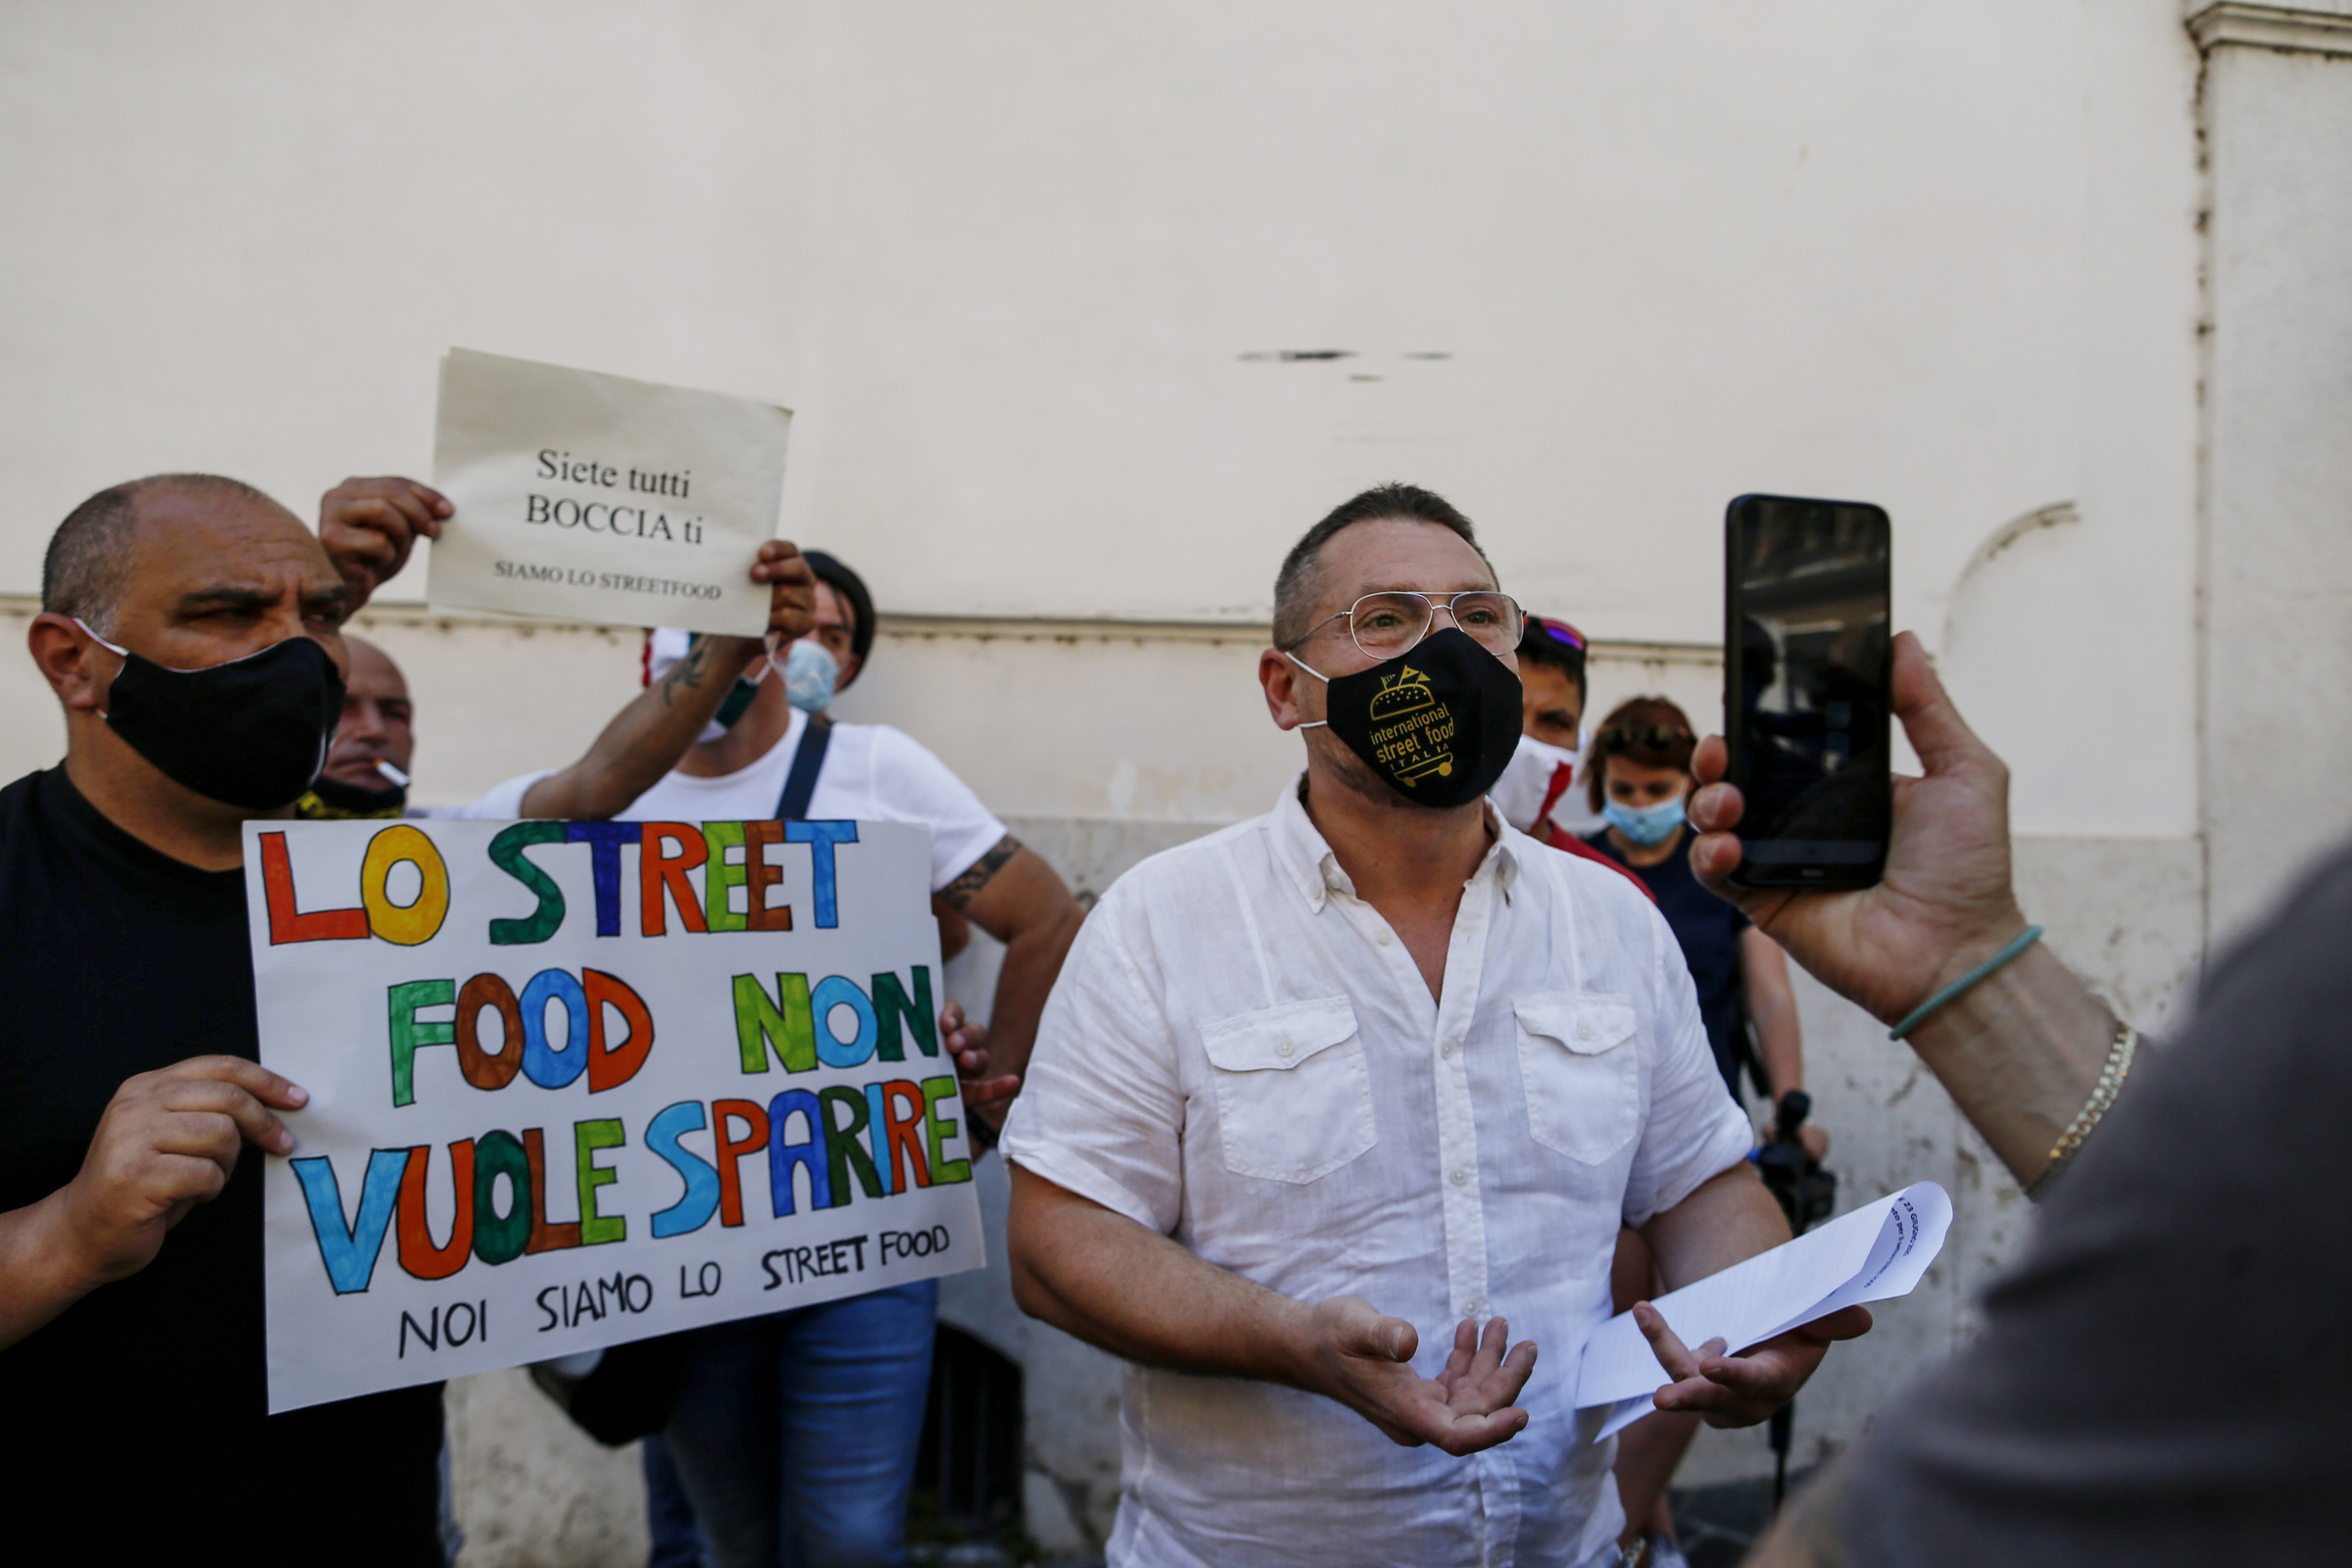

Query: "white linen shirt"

xmin=445 ymin=709 xmax=1007 ymax=893
xmin=1000 ymin=777 xmax=1752 ymax=1568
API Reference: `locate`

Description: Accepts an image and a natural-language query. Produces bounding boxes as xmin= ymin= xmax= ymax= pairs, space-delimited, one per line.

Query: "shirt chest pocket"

xmin=1199 ymin=997 xmax=1377 ymax=1184
xmin=1516 ymin=991 xmax=1641 ymax=1165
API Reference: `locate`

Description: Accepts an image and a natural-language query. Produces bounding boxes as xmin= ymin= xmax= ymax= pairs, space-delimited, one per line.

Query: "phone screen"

xmin=1724 ymin=495 xmax=1891 ymax=887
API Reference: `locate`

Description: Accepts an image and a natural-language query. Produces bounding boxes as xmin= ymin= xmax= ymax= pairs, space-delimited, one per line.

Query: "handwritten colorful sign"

xmin=245 ymin=817 xmax=981 ymax=1414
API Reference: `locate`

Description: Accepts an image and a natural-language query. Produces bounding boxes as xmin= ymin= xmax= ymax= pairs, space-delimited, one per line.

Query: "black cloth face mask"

xmin=1288 ymin=625 xmax=1524 ymax=809
xmin=80 ymin=621 xmax=346 ymax=810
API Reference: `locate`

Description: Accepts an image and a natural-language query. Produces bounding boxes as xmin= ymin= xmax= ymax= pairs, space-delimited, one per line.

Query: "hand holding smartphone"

xmin=1723 ymin=494 xmax=1892 ymax=889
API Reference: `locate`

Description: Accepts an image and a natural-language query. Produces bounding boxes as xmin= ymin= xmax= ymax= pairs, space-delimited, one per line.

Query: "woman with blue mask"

xmin=1582 ymin=696 xmax=1819 ymax=1125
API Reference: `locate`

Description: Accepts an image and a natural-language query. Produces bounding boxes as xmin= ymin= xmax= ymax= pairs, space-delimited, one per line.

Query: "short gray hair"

xmin=42 ymin=473 xmax=278 ymax=637
xmin=1271 ymin=483 xmax=1493 ymax=650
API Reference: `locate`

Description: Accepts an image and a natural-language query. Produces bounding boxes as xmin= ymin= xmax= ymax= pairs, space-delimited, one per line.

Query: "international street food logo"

xmin=1366 ymin=665 xmax=1457 ymax=785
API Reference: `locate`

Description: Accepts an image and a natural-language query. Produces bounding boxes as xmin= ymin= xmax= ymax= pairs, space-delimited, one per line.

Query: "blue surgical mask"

xmin=1601 ymin=795 xmax=1687 ymax=846
xmin=783 ymin=639 xmax=839 ymax=714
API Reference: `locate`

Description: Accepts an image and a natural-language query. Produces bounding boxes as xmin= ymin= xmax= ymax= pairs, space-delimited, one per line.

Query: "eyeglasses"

xmin=1597 ymin=724 xmax=1693 ymax=753
xmin=1289 ymin=591 xmax=1525 ymax=660
xmin=1532 ymin=615 xmax=1587 ymax=651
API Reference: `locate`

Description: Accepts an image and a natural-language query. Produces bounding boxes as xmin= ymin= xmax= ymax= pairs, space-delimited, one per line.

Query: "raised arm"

xmin=1007 ymin=1163 xmax=1537 ymax=1455
xmin=1688 ymin=632 xmax=2119 ymax=1189
xmin=518 ymin=541 xmax=816 ymax=819
xmin=317 ymin=474 xmax=820 ymax=822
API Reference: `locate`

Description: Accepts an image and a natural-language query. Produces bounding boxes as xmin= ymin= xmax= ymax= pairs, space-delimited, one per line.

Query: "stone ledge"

xmin=2188 ymin=2 xmax=2352 ymax=57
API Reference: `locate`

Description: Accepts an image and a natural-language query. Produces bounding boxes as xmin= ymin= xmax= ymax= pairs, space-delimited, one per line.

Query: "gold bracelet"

xmin=2036 ymin=1020 xmax=2137 ymax=1186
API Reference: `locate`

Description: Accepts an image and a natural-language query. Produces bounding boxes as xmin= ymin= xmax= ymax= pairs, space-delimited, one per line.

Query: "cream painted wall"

xmin=0 ymin=0 xmax=2200 ymax=840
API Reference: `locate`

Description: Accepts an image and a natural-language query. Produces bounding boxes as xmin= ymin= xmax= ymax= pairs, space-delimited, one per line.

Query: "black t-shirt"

xmin=0 ymin=768 xmax=442 ymax=1562
xmin=1585 ymin=826 xmax=1751 ymax=1097
xmin=1823 ymin=844 xmax=2352 ymax=1564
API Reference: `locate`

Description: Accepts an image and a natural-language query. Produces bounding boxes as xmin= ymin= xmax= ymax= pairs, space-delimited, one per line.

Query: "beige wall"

xmin=0 ymin=0 xmax=2203 ymax=836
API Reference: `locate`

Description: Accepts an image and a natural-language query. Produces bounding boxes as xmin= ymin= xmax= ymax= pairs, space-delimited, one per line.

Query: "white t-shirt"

xmin=458 ymin=708 xmax=1008 ymax=894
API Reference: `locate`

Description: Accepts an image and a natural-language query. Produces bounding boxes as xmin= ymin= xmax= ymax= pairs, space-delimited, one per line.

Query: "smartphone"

xmin=1723 ymin=494 xmax=1892 ymax=888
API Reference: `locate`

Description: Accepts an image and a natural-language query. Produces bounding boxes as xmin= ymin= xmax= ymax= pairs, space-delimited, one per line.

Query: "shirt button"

xmin=1376 ymin=929 xmax=1393 ymax=947
xmin=1577 ymin=1018 xmax=1594 ymax=1041
xmin=1450 ymin=1167 xmax=1469 ymax=1186
xmin=1440 ymin=1041 xmax=1455 ymax=1060
xmin=1275 ymin=1037 xmax=1294 ymax=1058
xmin=1462 ymin=1298 xmax=1482 ymax=1317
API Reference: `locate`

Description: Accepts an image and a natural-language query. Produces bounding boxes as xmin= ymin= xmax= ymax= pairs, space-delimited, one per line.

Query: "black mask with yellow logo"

xmin=296 ymin=773 xmax=408 ymax=819
xmin=1290 ymin=626 xmax=1524 ymax=808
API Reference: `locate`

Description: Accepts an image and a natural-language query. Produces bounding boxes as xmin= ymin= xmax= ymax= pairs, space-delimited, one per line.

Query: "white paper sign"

xmin=428 ymin=348 xmax=790 ymax=636
xmin=1576 ymin=1182 xmax=1951 ymax=1442
xmin=247 ymin=816 xmax=982 ymax=1414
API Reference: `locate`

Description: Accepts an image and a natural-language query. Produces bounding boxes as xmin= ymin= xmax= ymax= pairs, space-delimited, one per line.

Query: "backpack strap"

xmin=774 ymin=712 xmax=833 ymax=820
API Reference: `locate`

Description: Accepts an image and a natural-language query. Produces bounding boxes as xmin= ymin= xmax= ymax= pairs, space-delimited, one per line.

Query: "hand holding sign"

xmin=55 ymin=1056 xmax=310 ymax=1285
xmin=425 ymin=350 xmax=795 ymax=636
xmin=250 ymin=816 xmax=983 ymax=1414
xmin=320 ymin=476 xmax=453 ymax=611
xmin=320 ymin=475 xmax=820 ymax=655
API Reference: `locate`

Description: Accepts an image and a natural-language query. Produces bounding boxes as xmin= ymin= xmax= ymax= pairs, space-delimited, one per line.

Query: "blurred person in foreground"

xmin=1675 ymin=634 xmax=2346 ymax=1565
xmin=0 ymin=474 xmax=805 ymax=1562
xmin=460 ymin=542 xmax=1086 ymax=1568
xmin=1001 ymin=484 xmax=1868 ymax=1568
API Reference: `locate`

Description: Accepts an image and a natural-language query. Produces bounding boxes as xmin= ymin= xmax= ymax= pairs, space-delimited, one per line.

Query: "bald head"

xmin=43 ymin=474 xmax=290 ymax=639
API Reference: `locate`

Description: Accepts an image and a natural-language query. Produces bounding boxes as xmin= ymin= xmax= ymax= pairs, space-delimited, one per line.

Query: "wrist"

xmin=1884 ymin=905 xmax=2033 ymax=1027
xmin=1269 ymin=1295 xmax=1336 ymax=1396
xmin=7 ymin=1189 xmax=104 ymax=1300
xmin=707 ymin=636 xmax=767 ymax=677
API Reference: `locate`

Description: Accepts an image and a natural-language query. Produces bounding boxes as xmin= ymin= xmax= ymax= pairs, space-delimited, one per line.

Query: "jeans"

xmin=643 ymin=1433 xmax=708 ymax=1568
xmin=659 ymin=1280 xmax=939 ymax=1568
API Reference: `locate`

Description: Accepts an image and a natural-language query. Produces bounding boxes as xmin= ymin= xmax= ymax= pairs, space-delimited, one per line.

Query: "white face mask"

xmin=1489 ymin=732 xmax=1582 ymax=834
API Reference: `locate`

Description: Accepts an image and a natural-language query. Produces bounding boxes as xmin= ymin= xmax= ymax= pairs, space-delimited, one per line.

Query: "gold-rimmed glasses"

xmin=1287 ymin=591 xmax=1524 ymax=661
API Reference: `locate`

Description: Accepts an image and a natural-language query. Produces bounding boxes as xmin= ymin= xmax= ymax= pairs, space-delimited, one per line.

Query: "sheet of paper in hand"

xmin=1575 ymin=1182 xmax=1951 ymax=1442
xmin=428 ymin=347 xmax=790 ymax=636
xmin=246 ymin=816 xmax=981 ymax=1414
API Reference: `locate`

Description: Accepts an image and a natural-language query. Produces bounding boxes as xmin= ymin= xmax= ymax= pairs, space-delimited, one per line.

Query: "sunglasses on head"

xmin=1533 ymin=616 xmax=1587 ymax=651
xmin=1597 ymin=724 xmax=1692 ymax=753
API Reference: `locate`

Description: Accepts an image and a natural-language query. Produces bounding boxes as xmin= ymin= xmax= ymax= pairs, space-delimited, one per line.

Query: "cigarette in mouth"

xmin=375 ymin=759 xmax=412 ymax=788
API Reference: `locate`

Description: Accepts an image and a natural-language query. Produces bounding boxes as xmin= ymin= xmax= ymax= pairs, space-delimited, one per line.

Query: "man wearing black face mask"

xmin=1001 ymin=485 xmax=1867 ymax=1566
xmin=0 ymin=473 xmax=811 ymax=1563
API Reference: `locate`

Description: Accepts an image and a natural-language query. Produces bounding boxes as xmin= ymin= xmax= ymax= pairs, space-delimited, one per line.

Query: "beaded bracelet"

xmin=1886 ymin=925 xmax=2043 ymax=1040
xmin=2025 ymin=1019 xmax=2138 ymax=1200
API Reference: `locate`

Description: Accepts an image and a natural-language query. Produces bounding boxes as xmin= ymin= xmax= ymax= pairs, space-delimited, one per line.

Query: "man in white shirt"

xmin=1001 ymin=484 xmax=1868 ymax=1568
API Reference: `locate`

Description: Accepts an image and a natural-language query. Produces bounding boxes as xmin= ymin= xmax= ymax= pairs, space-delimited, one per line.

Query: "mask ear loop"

xmin=1282 ymin=650 xmax=1331 ymax=730
xmin=73 ymin=618 xmax=128 ymax=721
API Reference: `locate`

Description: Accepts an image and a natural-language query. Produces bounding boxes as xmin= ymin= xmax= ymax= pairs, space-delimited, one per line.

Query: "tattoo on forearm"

xmin=659 ymin=643 xmax=711 ymax=707
xmin=939 ymin=835 xmax=1022 ymax=910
